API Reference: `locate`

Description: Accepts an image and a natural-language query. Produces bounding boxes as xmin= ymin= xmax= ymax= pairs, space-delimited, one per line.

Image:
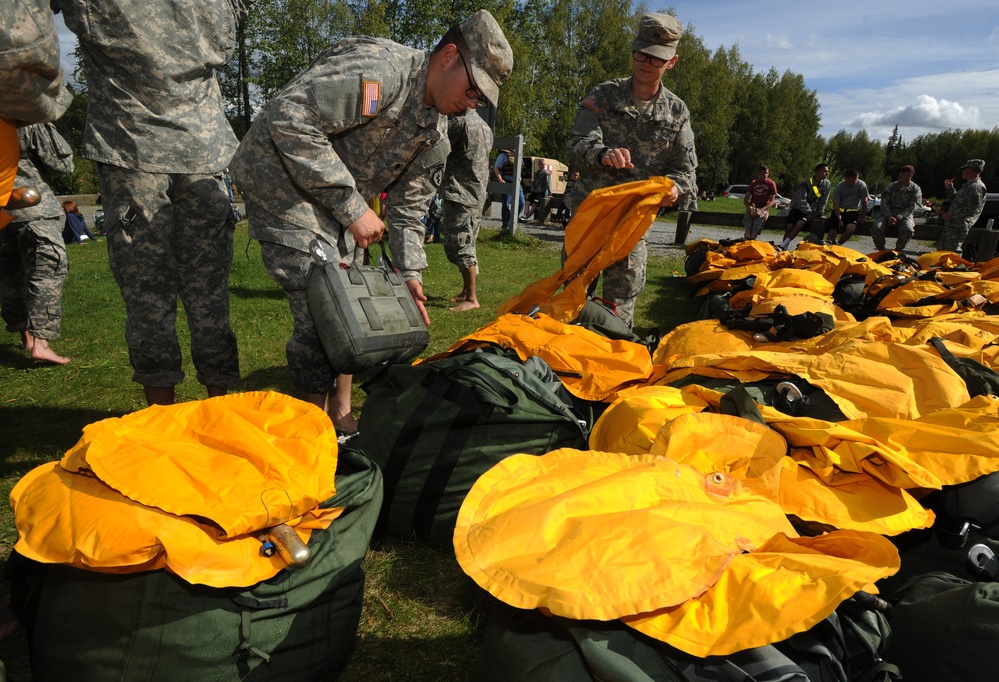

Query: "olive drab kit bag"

xmin=10 ymin=446 xmax=383 ymax=681
xmin=355 ymin=347 xmax=598 ymax=543
xmin=307 ymin=238 xmax=429 ymax=374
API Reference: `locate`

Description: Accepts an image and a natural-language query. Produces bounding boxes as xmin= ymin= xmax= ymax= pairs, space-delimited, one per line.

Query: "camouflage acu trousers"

xmin=441 ymin=200 xmax=479 ymax=269
xmin=601 ymin=237 xmax=647 ymax=328
xmin=936 ymin=221 xmax=971 ymax=254
xmin=871 ymin=216 xmax=914 ymax=252
xmin=259 ymin=238 xmax=352 ymax=395
xmin=0 ymin=217 xmax=67 ymax=339
xmin=99 ymin=164 xmax=239 ymax=388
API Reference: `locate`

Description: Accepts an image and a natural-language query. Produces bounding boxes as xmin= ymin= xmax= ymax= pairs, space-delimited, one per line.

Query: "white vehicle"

xmin=720 ymin=184 xmax=748 ymax=201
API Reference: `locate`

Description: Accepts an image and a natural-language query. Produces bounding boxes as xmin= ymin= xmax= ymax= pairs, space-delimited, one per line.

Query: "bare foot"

xmin=448 ymin=292 xmax=469 ymax=303
xmin=29 ymin=338 xmax=70 ymax=365
xmin=449 ymin=300 xmax=480 ymax=312
xmin=331 ymin=411 xmax=359 ymax=434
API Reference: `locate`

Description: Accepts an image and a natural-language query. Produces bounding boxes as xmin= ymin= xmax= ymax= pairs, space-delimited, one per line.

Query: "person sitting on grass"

xmin=62 ymin=200 xmax=98 ymax=244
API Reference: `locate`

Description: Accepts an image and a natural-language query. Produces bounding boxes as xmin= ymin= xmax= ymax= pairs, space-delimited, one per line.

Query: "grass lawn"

xmin=0 ymin=222 xmax=694 ymax=679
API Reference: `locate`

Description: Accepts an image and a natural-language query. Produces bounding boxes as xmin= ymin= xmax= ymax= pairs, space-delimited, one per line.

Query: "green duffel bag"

xmin=356 ymin=347 xmax=596 ymax=543
xmin=9 ymin=446 xmax=383 ymax=682
xmin=475 ymin=600 xmax=897 ymax=682
xmin=888 ymin=571 xmax=999 ymax=682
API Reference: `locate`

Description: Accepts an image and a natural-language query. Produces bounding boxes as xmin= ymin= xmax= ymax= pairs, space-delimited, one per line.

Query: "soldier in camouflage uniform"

xmin=230 ymin=11 xmax=512 ymax=428
xmin=872 ymin=165 xmax=922 ymax=252
xmin=565 ymin=13 xmax=697 ymax=328
xmin=54 ymin=0 xmax=247 ymax=406
xmin=0 ymin=124 xmax=73 ymax=364
xmin=937 ymin=159 xmax=988 ymax=254
xmin=1 ymin=0 xmax=73 ymax=222
xmin=440 ymin=110 xmax=494 ymax=312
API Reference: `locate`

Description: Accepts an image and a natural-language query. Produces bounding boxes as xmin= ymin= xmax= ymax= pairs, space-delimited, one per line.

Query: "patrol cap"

xmin=900 ymin=164 xmax=915 ymax=174
xmin=962 ymin=159 xmax=986 ymax=172
xmin=459 ymin=10 xmax=513 ymax=108
xmin=632 ymin=13 xmax=684 ymax=61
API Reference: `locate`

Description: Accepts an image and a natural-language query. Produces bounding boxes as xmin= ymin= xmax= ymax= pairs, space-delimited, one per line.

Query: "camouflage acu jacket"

xmin=880 ymin=181 xmax=923 ymax=220
xmin=231 ymin=37 xmax=450 ymax=280
xmin=946 ymin=177 xmax=988 ymax=229
xmin=52 ymin=0 xmax=249 ymax=174
xmin=1 ymin=0 xmax=72 ymax=124
xmin=565 ymin=77 xmax=697 ymax=211
xmin=13 ymin=124 xmax=75 ymax=222
xmin=440 ymin=112 xmax=493 ymax=207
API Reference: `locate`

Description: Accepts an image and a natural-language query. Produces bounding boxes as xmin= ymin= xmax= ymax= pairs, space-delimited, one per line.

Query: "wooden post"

xmin=674 ymin=211 xmax=692 ymax=245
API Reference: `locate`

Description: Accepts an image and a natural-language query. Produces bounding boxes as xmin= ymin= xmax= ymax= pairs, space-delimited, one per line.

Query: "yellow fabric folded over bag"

xmin=11 ymin=391 xmax=342 ymax=587
xmin=454 ymin=448 xmax=899 ymax=656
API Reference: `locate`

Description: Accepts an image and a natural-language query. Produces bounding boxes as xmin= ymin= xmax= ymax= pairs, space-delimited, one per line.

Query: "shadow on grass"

xmin=0 ymin=407 xmax=127 ymax=470
xmin=229 ymin=285 xmax=286 ymax=301
xmin=641 ymin=273 xmax=699 ymax=334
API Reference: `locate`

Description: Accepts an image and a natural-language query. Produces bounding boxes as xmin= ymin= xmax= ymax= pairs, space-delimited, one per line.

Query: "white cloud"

xmin=850 ymin=95 xmax=982 ymax=131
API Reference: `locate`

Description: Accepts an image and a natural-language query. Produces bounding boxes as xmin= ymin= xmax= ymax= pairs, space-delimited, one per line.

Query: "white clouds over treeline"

xmin=850 ymin=95 xmax=982 ymax=132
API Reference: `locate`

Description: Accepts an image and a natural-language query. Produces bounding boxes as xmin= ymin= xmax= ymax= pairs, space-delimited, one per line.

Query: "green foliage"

xmin=49 ymin=86 xmax=100 ymax=195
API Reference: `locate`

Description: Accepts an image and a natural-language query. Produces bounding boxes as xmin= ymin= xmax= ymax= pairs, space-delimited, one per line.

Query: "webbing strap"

xmin=239 ymin=610 xmax=272 ymax=663
xmin=379 ymin=372 xmax=449 ymax=509
xmin=412 ymin=395 xmax=484 ymax=536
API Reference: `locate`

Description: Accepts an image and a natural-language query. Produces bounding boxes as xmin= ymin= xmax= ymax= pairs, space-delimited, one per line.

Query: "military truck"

xmin=520 ymin=156 xmax=570 ymax=224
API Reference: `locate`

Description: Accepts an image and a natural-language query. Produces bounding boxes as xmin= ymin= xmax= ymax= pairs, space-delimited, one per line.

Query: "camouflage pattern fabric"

xmin=441 ymin=112 xmax=493 ymax=207
xmin=937 ymin=177 xmax=988 ymax=253
xmin=565 ymin=77 xmax=697 ymax=326
xmin=99 ymin=164 xmax=239 ymax=388
xmin=52 ymin=0 xmax=248 ymax=174
xmin=231 ymin=36 xmax=449 ymax=283
xmin=0 ymin=216 xmax=67 ymax=340
xmin=873 ymin=181 xmax=922 ymax=251
xmin=252 ymin=205 xmax=356 ymax=394
xmin=441 ymin=201 xmax=480 ymax=269
xmin=602 ymin=238 xmax=648 ymax=328
xmin=0 ymin=0 xmax=72 ymax=124
xmin=12 ymin=124 xmax=74 ymax=224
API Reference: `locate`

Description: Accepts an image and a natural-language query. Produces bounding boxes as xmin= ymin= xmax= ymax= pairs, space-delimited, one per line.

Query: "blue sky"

xmin=665 ymin=0 xmax=999 ymax=141
xmin=56 ymin=2 xmax=999 ymax=142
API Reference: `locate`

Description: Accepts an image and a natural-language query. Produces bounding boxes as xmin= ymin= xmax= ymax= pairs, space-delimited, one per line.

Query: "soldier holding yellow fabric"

xmin=565 ymin=13 xmax=697 ymax=327
xmin=231 ymin=11 xmax=512 ymax=428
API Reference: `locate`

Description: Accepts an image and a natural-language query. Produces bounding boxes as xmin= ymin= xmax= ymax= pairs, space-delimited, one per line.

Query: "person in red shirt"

xmin=742 ymin=165 xmax=778 ymax=240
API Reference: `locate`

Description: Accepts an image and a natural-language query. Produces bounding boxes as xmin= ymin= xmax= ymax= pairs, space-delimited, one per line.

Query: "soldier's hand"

xmin=406 ymin=280 xmax=431 ymax=327
xmin=348 ymin=209 xmax=385 ymax=248
xmin=601 ymin=148 xmax=634 ymax=170
xmin=660 ymin=183 xmax=679 ymax=206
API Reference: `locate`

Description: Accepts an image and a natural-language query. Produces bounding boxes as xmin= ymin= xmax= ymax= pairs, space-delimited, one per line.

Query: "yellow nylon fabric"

xmin=622 ymin=531 xmax=899 ymax=656
xmin=11 ymin=391 xmax=342 ymax=587
xmin=425 ymin=312 xmax=656 ymax=401
xmin=454 ymin=449 xmax=800 ymax=621
xmin=589 ymin=385 xmax=709 ymax=454
xmin=498 ymin=177 xmax=674 ymax=322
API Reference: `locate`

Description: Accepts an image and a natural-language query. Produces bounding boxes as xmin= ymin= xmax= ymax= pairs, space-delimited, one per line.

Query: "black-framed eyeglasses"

xmin=633 ymin=50 xmax=667 ymax=68
xmin=457 ymin=51 xmax=487 ymax=109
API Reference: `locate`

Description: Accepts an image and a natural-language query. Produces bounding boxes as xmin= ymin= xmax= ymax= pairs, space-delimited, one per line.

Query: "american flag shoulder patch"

xmin=362 ymin=80 xmax=381 ymax=117
xmin=582 ymin=96 xmax=602 ymax=113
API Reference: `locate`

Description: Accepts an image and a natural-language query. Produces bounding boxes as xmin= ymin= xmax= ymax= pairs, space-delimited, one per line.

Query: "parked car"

xmin=720 ymin=184 xmax=748 ymax=200
xmin=774 ymin=193 xmax=791 ymax=209
xmin=93 ymin=208 xmax=105 ymax=235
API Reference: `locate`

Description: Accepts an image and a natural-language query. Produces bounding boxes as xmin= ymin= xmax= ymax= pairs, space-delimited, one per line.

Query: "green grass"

xmin=0 ymin=221 xmax=692 ymax=680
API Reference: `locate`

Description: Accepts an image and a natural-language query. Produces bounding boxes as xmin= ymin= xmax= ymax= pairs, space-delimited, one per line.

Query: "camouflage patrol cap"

xmin=459 ymin=10 xmax=513 ymax=108
xmin=632 ymin=13 xmax=684 ymax=61
xmin=962 ymin=159 xmax=986 ymax=172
